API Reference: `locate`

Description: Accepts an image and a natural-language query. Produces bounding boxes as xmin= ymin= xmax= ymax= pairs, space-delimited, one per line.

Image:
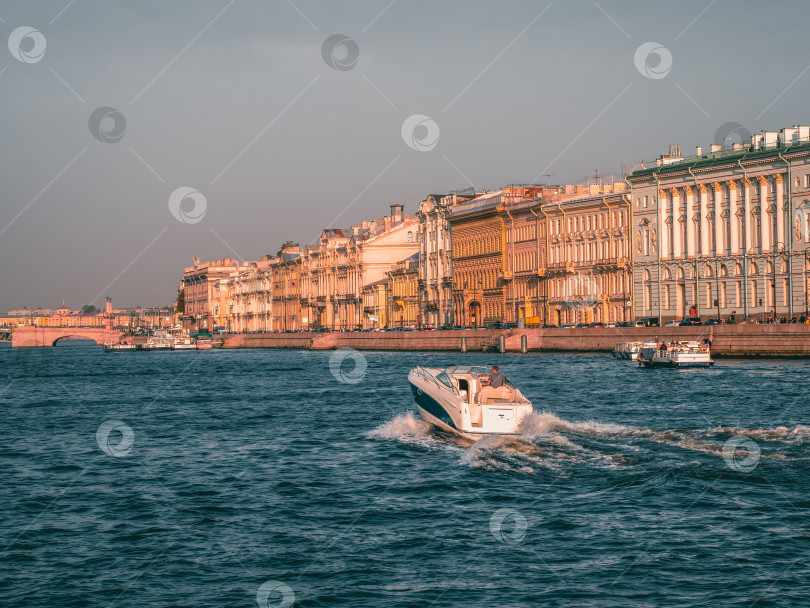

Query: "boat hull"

xmin=408 ymin=369 xmax=532 ymax=441
xmin=638 ymin=358 xmax=714 ymax=368
xmin=102 ymin=343 xmax=136 ymax=352
xmin=409 ymin=382 xmax=483 ymax=441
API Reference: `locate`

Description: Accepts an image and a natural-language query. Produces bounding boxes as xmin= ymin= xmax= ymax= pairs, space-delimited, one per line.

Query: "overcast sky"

xmin=2 ymin=0 xmax=809 ymax=311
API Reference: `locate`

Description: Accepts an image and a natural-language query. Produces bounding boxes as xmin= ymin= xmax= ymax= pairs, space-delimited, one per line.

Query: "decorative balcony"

xmin=547 ymin=262 xmax=576 ymax=275
xmin=593 ymin=259 xmax=619 ymax=270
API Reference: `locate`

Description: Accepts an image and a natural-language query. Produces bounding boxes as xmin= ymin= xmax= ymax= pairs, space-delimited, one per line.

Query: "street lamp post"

xmin=772 ymin=242 xmax=786 ymax=321
xmin=715 ymin=258 xmax=721 ymax=321
xmin=472 ymin=279 xmax=478 ymax=328
xmin=694 ymin=254 xmax=702 ymax=319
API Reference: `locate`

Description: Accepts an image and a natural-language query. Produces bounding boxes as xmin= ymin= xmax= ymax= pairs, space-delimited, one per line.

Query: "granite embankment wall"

xmin=223 ymin=325 xmax=810 ymax=357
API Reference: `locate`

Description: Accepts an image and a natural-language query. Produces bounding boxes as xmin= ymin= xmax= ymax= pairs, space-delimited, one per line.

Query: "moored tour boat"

xmin=407 ymin=366 xmax=534 ymax=441
xmin=613 ymin=342 xmax=641 ymax=360
xmin=637 ymin=341 xmax=714 ymax=368
xmin=142 ymin=331 xmax=173 ymax=351
xmin=193 ymin=332 xmax=213 ymax=350
xmin=102 ymin=342 xmax=136 ymax=352
xmin=172 ymin=336 xmax=197 ymax=350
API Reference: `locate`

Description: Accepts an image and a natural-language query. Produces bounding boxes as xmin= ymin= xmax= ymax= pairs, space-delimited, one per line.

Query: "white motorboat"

xmin=637 ymin=341 xmax=714 ymax=368
xmin=408 ymin=366 xmax=534 ymax=441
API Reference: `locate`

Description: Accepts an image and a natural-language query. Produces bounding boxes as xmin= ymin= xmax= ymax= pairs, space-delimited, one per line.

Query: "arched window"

xmin=407 ymin=231 xmax=413 ymax=242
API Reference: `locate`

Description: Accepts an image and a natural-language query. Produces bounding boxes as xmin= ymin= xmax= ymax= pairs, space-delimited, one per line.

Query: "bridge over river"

xmin=10 ymin=326 xmax=125 ymax=347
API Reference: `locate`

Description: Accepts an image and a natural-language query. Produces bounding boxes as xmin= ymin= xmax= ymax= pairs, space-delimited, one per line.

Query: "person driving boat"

xmin=489 ymin=365 xmax=506 ymax=388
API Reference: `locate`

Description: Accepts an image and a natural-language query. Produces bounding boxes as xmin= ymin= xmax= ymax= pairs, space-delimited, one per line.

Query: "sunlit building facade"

xmin=415 ymin=192 xmax=471 ymax=327
xmin=448 ymin=187 xmax=547 ymax=327
xmin=300 ymin=205 xmax=419 ymax=330
xmin=181 ymin=258 xmax=244 ymax=331
xmin=543 ymin=185 xmax=632 ymax=325
xmin=629 ymin=125 xmax=810 ymax=323
xmin=387 ymin=253 xmax=420 ymax=328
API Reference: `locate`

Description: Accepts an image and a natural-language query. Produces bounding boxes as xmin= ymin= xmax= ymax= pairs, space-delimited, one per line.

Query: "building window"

xmin=805 ymin=174 xmax=810 ymax=189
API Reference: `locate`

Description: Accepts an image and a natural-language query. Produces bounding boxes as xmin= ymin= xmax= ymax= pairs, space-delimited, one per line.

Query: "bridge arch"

xmin=12 ymin=326 xmax=125 ymax=348
xmin=52 ymin=334 xmax=111 ymax=346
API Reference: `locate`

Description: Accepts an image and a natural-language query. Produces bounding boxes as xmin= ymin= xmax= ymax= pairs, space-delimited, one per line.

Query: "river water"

xmin=1 ymin=342 xmax=808 ymax=607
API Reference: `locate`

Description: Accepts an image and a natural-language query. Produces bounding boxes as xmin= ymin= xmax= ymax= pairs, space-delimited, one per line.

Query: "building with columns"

xmin=225 ymin=242 xmax=302 ymax=333
xmin=387 ymin=253 xmax=420 ymax=327
xmin=448 ymin=186 xmax=547 ymax=327
xmin=415 ymin=192 xmax=472 ymax=327
xmin=181 ymin=258 xmax=245 ymax=331
xmin=299 ymin=205 xmax=419 ymax=330
xmin=543 ymin=184 xmax=632 ymax=325
xmin=628 ymin=125 xmax=810 ymax=323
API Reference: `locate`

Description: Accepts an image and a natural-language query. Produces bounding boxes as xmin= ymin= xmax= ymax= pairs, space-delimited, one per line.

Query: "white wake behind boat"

xmin=408 ymin=366 xmax=534 ymax=441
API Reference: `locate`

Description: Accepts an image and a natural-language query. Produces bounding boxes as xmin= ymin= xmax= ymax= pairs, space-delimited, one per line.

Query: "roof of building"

xmin=322 ymin=228 xmax=352 ymax=239
xmin=451 ymin=190 xmax=504 ymax=216
xmin=628 ymin=128 xmax=810 ymax=181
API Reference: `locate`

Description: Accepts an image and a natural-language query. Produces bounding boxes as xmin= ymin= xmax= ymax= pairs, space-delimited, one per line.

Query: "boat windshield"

xmin=435 ymin=371 xmax=456 ymax=390
xmin=445 ymin=366 xmax=491 ymax=375
xmin=444 ymin=366 xmax=517 ymax=389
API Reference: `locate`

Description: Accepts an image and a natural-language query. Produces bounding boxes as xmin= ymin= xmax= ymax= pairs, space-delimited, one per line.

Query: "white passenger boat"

xmin=637 ymin=341 xmax=714 ymax=368
xmin=172 ymin=336 xmax=197 ymax=350
xmin=407 ymin=366 xmax=534 ymax=441
xmin=613 ymin=342 xmax=641 ymax=360
xmin=102 ymin=342 xmax=137 ymax=352
xmin=142 ymin=331 xmax=173 ymax=351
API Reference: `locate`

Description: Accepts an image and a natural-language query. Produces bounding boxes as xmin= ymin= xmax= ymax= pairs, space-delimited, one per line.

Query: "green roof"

xmin=629 ymin=140 xmax=810 ymax=180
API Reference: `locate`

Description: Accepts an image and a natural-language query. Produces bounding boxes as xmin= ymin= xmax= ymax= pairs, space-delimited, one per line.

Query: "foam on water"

xmin=366 ymin=411 xmax=453 ymax=451
xmin=517 ymin=410 xmax=642 ymax=439
xmin=369 ymin=409 xmax=806 ymax=473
